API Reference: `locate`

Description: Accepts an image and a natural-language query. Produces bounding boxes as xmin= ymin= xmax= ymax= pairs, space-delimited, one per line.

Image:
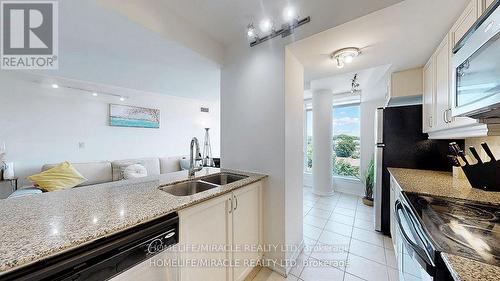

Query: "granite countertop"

xmin=0 ymin=168 xmax=267 ymax=275
xmin=387 ymin=168 xmax=500 ymax=205
xmin=441 ymin=253 xmax=500 ymax=281
xmin=388 ymin=168 xmax=500 ymax=281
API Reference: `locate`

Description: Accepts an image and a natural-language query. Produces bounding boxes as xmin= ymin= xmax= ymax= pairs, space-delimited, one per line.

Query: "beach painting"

xmin=109 ymin=104 xmax=160 ymax=128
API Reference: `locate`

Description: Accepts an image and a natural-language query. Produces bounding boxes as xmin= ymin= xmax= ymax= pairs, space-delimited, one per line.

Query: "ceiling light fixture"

xmin=259 ymin=19 xmax=274 ymax=34
xmin=283 ymin=6 xmax=298 ymax=23
xmin=351 ymin=74 xmax=361 ymax=94
xmin=248 ymin=7 xmax=310 ymax=47
xmin=331 ymin=47 xmax=361 ymax=69
xmin=247 ymin=23 xmax=257 ymax=39
xmin=40 ymin=81 xmax=129 ymax=100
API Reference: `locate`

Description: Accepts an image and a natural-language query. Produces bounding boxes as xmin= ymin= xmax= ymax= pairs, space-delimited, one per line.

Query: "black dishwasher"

xmin=1 ymin=213 xmax=178 ymax=281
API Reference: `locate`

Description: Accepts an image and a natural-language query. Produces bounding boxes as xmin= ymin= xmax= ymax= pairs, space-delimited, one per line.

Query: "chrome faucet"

xmin=189 ymin=137 xmax=203 ymax=177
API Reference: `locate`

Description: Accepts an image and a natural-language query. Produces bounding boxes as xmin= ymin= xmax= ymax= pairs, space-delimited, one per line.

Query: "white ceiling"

xmin=31 ymin=0 xmax=221 ymax=101
xmin=288 ymin=0 xmax=469 ymax=82
xmin=152 ymin=0 xmax=403 ymax=47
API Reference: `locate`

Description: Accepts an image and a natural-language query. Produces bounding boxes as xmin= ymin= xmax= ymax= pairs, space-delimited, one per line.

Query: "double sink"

xmin=161 ymin=173 xmax=248 ymax=196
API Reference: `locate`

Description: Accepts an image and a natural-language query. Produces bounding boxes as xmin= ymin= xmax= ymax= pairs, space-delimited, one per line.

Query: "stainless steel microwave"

xmin=452 ymin=2 xmax=500 ymax=119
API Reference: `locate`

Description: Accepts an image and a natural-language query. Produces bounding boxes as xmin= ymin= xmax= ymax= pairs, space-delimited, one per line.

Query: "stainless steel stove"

xmin=406 ymin=193 xmax=500 ymax=266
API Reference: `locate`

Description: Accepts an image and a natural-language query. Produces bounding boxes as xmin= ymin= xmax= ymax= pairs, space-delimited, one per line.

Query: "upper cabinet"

xmin=479 ymin=0 xmax=496 ymax=14
xmin=422 ymin=0 xmax=497 ymax=139
xmin=423 ymin=58 xmax=435 ymax=133
xmin=434 ymin=36 xmax=451 ymax=131
xmin=386 ymin=67 xmax=423 ymax=107
xmin=450 ymin=0 xmax=479 ymax=48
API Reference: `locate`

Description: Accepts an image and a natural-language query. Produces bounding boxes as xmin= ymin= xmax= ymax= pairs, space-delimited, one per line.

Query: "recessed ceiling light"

xmin=120 ymin=97 xmax=125 ymax=101
xmin=259 ymin=19 xmax=273 ymax=33
xmin=92 ymin=92 xmax=98 ymax=97
xmin=247 ymin=23 xmax=256 ymax=39
xmin=51 ymin=84 xmax=59 ymax=89
xmin=283 ymin=6 xmax=297 ymax=22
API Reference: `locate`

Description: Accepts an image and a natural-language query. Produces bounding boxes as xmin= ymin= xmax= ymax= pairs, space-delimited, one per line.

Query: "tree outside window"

xmin=332 ymin=104 xmax=361 ymax=178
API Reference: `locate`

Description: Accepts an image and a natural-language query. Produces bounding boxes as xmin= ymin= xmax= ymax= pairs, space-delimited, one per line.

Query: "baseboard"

xmin=261 ymin=257 xmax=287 ymax=277
xmin=285 ymin=240 xmax=304 ymax=277
xmin=243 ymin=266 xmax=262 ymax=281
xmin=259 ymin=240 xmax=304 ymax=278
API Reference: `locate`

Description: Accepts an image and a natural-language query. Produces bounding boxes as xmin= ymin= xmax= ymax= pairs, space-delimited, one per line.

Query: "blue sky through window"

xmin=333 ymin=105 xmax=360 ymax=137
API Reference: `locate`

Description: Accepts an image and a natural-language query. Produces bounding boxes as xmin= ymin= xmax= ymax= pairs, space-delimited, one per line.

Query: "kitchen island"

xmin=0 ymin=168 xmax=267 ymax=278
xmin=389 ymin=168 xmax=500 ymax=281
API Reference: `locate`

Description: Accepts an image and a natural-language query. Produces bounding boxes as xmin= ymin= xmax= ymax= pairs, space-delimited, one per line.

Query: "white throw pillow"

xmin=122 ymin=164 xmax=148 ymax=180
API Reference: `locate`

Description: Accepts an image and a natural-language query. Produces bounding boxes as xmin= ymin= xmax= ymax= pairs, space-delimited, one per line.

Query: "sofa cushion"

xmin=122 ymin=164 xmax=148 ymax=180
xmin=42 ymin=161 xmax=111 ymax=187
xmin=159 ymin=156 xmax=184 ymax=174
xmin=112 ymin=158 xmax=160 ymax=181
xmin=29 ymin=162 xmax=88 ymax=192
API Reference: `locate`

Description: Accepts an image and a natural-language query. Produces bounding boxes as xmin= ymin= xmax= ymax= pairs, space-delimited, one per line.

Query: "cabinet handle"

xmin=234 ymin=195 xmax=238 ymax=211
xmin=228 ymin=198 xmax=233 ymax=213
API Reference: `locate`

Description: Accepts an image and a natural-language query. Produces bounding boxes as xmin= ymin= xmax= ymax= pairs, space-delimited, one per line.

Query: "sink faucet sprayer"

xmin=189 ymin=137 xmax=203 ymax=177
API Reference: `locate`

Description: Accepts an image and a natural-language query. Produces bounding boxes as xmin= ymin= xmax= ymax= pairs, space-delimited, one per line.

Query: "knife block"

xmin=461 ymin=160 xmax=500 ymax=192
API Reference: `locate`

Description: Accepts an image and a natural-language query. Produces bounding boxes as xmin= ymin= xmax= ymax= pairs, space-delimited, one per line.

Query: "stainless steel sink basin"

xmin=201 ymin=173 xmax=248 ymax=186
xmin=161 ymin=180 xmax=218 ymax=196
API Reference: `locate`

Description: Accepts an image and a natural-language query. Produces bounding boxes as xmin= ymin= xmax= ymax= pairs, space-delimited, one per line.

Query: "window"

xmin=332 ymin=104 xmax=360 ymax=178
xmin=305 ymin=109 xmax=313 ymax=173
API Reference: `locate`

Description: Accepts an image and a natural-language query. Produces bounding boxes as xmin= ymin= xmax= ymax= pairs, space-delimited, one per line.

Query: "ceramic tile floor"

xmin=253 ymin=187 xmax=398 ymax=281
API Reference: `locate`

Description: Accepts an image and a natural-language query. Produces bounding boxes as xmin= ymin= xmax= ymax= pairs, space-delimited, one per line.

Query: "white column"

xmin=312 ymin=89 xmax=334 ymax=196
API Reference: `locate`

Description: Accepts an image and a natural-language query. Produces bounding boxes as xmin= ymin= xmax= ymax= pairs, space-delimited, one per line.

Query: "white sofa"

xmin=9 ymin=156 xmax=188 ymax=198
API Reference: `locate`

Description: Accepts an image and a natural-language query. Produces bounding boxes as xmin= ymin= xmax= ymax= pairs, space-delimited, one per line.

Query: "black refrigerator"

xmin=373 ymin=105 xmax=459 ymax=235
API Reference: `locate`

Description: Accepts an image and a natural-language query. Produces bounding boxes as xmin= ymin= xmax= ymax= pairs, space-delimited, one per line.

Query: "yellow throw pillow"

xmin=27 ymin=162 xmax=87 ymax=192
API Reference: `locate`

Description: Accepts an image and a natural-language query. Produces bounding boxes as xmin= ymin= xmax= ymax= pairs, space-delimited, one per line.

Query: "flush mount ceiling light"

xmin=247 ymin=6 xmax=310 ymax=47
xmin=331 ymin=47 xmax=361 ymax=69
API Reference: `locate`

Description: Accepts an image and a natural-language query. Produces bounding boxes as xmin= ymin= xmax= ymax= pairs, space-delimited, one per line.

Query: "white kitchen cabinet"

xmin=422 ymin=0 xmax=490 ymax=138
xmin=389 ymin=175 xmax=402 ymax=251
xmin=448 ymin=0 xmax=480 ymax=129
xmin=386 ymin=68 xmax=423 ymax=104
xmin=422 ymin=58 xmax=435 ymax=133
xmin=178 ymin=181 xmax=262 ymax=281
xmin=434 ymin=36 xmax=451 ymax=131
xmin=232 ymin=183 xmax=262 ymax=281
xmin=450 ymin=0 xmax=479 ymax=48
xmin=179 ymin=193 xmax=233 ymax=281
xmin=479 ymin=0 xmax=495 ymax=14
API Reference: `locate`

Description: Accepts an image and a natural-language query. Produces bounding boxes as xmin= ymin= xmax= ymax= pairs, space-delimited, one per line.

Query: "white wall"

xmin=221 ymin=42 xmax=287 ymax=273
xmin=0 ymin=72 xmax=220 ymax=191
xmin=284 ymin=49 xmax=304 ymax=263
xmin=221 ymin=41 xmax=305 ymax=275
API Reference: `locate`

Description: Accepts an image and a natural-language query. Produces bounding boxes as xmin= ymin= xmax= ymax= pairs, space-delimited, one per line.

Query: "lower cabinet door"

xmin=178 ymin=194 xmax=233 ymax=281
xmin=232 ymin=182 xmax=261 ymax=281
